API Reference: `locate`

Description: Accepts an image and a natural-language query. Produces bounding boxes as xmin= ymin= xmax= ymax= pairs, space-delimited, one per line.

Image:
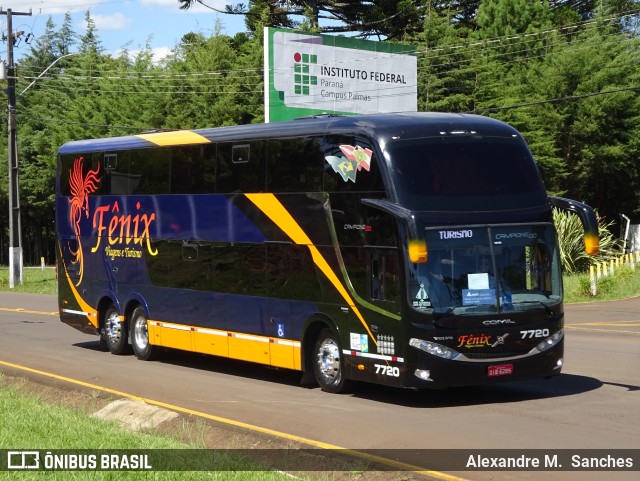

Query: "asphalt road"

xmin=0 ymin=292 xmax=638 ymax=481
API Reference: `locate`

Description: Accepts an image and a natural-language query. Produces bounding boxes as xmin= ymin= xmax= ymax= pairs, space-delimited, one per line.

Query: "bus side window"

xmin=266 ymin=243 xmax=322 ymax=301
xmin=216 ymin=142 xmax=265 ymax=193
xmin=342 ymin=246 xmax=399 ymax=305
xmin=212 ymin=243 xmax=267 ymax=296
xmin=171 ymin=146 xmax=215 ymax=194
xmin=321 ymin=136 xmax=385 ymax=193
xmin=129 ymin=148 xmax=170 ymax=194
xmin=266 ymin=137 xmax=323 ymax=193
xmin=369 ymin=249 xmax=399 ymax=303
xmin=182 ymin=243 xmax=198 ymax=261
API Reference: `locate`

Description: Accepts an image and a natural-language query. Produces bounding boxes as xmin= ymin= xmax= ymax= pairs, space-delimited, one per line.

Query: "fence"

xmin=589 ymin=251 xmax=640 ymax=296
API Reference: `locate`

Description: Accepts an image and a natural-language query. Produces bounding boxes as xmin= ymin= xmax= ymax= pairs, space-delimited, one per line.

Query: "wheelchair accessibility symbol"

xmin=277 ymin=324 xmax=285 ymax=338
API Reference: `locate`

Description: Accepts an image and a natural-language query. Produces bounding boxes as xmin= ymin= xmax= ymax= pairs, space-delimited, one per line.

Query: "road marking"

xmin=0 ymin=307 xmax=58 ymax=317
xmin=565 ymin=326 xmax=640 ymax=334
xmin=567 ymin=320 xmax=640 ymax=326
xmin=0 ymin=359 xmax=468 ymax=481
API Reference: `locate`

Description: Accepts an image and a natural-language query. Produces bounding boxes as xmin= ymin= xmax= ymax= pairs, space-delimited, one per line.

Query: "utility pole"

xmin=1 ymin=7 xmax=31 ymax=287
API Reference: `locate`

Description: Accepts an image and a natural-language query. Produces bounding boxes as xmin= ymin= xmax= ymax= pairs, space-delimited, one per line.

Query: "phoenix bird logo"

xmin=68 ymin=157 xmax=101 ymax=285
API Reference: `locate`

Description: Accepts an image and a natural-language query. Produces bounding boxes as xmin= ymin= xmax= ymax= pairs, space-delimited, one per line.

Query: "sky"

xmin=1 ymin=0 xmax=247 ymax=63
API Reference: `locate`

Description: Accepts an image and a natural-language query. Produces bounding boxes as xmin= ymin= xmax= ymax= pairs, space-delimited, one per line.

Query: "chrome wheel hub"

xmin=317 ymin=338 xmax=340 ymax=382
xmin=106 ymin=311 xmax=122 ymax=342
xmin=133 ymin=317 xmax=149 ymax=350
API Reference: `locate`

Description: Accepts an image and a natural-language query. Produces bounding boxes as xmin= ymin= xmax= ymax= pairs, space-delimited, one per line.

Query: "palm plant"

xmin=553 ymin=208 xmax=623 ymax=274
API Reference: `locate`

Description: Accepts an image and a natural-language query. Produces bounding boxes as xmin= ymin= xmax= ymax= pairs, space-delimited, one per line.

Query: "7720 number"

xmin=520 ymin=328 xmax=550 ymax=339
xmin=374 ymin=364 xmax=400 ymax=377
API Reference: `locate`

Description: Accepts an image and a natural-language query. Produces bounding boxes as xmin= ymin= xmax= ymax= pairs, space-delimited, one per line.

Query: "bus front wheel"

xmin=130 ymin=307 xmax=158 ymax=361
xmin=104 ymin=304 xmax=129 ymax=355
xmin=313 ymin=328 xmax=349 ymax=394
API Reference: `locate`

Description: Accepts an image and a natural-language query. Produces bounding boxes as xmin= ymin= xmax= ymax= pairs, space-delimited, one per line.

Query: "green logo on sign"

xmin=293 ymin=52 xmax=317 ymax=95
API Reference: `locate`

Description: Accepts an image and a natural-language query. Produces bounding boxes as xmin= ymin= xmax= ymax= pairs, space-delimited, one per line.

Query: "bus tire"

xmin=98 ymin=328 xmax=109 ymax=352
xmin=313 ymin=328 xmax=349 ymax=394
xmin=130 ymin=307 xmax=157 ymax=361
xmin=104 ymin=304 xmax=130 ymax=355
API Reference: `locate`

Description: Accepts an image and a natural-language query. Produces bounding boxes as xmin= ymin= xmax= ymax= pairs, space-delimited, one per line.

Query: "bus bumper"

xmin=402 ymin=342 xmax=564 ymax=389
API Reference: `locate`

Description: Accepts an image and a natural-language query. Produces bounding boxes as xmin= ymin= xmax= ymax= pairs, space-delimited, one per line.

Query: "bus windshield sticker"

xmin=325 ymin=144 xmax=372 ymax=183
xmin=413 ymin=283 xmax=431 ymax=310
xmin=462 ymin=288 xmax=496 ymax=306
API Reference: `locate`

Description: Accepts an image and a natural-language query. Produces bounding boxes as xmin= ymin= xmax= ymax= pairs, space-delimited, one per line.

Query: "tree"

xmin=55 ymin=12 xmax=76 ymax=56
xmin=476 ymin=0 xmax=553 ymax=41
xmin=79 ymin=10 xmax=103 ymax=55
xmin=27 ymin=17 xmax=57 ymax=69
xmin=177 ymin=0 xmax=427 ymax=39
xmin=412 ymin=1 xmax=477 ymax=112
xmin=162 ymin=22 xmax=263 ymax=129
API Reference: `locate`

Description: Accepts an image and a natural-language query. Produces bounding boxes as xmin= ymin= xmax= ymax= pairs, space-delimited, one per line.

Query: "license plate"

xmin=488 ymin=364 xmax=513 ymax=377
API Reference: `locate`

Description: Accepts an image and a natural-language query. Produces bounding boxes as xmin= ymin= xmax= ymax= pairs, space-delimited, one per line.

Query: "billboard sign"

xmin=264 ymin=28 xmax=417 ymax=122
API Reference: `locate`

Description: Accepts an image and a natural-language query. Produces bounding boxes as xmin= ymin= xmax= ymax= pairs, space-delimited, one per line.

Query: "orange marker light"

xmin=408 ymin=240 xmax=427 ymax=264
xmin=584 ymin=233 xmax=599 ymax=256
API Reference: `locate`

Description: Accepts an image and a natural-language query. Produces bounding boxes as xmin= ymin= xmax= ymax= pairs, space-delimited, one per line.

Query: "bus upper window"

xmin=171 ymin=145 xmax=215 ymax=194
xmin=129 ymin=148 xmax=170 ymax=194
xmin=387 ymin=137 xmax=547 ymax=211
xmin=217 ymin=141 xmax=265 ymax=193
xmin=266 ymin=137 xmax=323 ymax=193
xmin=232 ymin=144 xmax=250 ymax=164
xmin=104 ymin=153 xmax=117 ymax=171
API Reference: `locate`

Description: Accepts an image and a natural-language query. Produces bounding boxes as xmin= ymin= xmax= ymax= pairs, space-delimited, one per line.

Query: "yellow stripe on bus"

xmin=149 ymin=320 xmax=301 ymax=370
xmin=245 ymin=193 xmax=377 ymax=345
xmin=58 ymin=244 xmax=98 ymax=327
xmin=136 ymin=130 xmax=211 ymax=146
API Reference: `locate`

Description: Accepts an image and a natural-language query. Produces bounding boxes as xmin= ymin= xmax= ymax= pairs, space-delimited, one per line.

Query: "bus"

xmin=56 ymin=112 xmax=599 ymax=393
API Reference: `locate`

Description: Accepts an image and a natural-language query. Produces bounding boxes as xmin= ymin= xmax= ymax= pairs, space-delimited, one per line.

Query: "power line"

xmin=472 ymin=86 xmax=640 ymax=114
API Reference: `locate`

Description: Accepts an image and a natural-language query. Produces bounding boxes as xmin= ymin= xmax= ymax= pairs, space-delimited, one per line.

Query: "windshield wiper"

xmin=432 ymin=307 xmax=456 ymax=322
xmin=512 ymin=300 xmax=555 ymax=316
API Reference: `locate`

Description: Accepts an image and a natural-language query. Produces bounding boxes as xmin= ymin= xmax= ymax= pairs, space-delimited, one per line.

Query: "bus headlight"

xmin=536 ymin=329 xmax=564 ymax=352
xmin=410 ymin=338 xmax=460 ymax=360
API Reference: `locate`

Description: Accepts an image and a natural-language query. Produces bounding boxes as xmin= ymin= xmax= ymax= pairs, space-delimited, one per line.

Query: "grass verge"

xmin=0 ymin=374 xmax=315 ymax=480
xmin=563 ymin=265 xmax=640 ymax=303
xmin=0 ymin=267 xmax=57 ymax=295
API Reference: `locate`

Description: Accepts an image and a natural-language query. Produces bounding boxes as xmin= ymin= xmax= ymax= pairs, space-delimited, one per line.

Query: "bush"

xmin=553 ymin=208 xmax=623 ymax=274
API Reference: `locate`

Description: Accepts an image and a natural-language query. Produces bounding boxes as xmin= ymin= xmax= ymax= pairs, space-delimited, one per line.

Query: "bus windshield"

xmin=408 ymin=224 xmax=561 ymax=315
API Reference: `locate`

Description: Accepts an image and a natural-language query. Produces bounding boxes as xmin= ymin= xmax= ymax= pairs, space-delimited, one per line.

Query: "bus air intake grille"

xmin=462 ymin=352 xmax=523 ymax=360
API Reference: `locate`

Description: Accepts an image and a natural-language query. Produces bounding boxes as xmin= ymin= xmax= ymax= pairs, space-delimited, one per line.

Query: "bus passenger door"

xmin=268 ymin=299 xmax=295 ymax=369
xmin=265 ymin=243 xmax=296 ymax=370
xmin=265 ymin=243 xmax=320 ymax=371
xmin=343 ymin=246 xmax=402 ymax=377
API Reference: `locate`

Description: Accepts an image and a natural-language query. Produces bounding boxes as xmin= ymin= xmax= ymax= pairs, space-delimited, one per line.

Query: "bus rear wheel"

xmin=130 ymin=307 xmax=157 ymax=361
xmin=313 ymin=328 xmax=349 ymax=393
xmin=104 ymin=304 xmax=130 ymax=355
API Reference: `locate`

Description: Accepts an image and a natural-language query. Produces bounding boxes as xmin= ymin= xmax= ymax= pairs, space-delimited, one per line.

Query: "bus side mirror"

xmin=549 ymin=196 xmax=600 ymax=255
